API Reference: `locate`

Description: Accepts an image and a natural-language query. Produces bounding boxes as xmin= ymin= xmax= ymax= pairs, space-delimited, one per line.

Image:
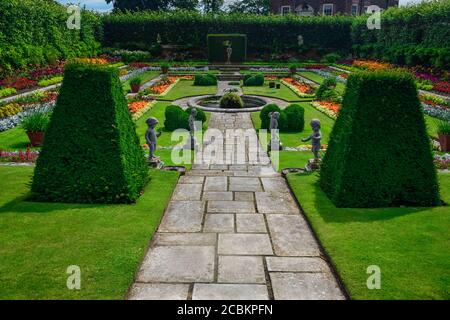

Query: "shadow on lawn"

xmin=0 ymin=193 xmax=104 ymax=214
xmin=291 ymin=173 xmax=432 ymax=223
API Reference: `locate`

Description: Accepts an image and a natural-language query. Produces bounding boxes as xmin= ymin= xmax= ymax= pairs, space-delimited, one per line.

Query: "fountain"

xmin=188 ymin=94 xmax=269 ymax=113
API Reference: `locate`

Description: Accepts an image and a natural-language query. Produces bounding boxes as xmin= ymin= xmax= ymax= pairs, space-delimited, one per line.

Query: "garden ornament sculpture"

xmin=145 ymin=117 xmax=161 ymax=161
xmin=188 ymin=108 xmax=198 ymax=150
xmin=268 ymin=111 xmax=282 ymax=152
xmin=302 ymin=118 xmax=322 ymax=160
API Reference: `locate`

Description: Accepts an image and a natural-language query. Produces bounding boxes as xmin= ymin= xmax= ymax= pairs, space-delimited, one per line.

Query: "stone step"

xmin=217 ymin=74 xmax=243 ymax=81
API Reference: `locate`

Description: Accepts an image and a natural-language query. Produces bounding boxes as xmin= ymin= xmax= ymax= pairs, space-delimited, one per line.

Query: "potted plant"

xmin=289 ymin=64 xmax=297 ymax=74
xmin=129 ymin=77 xmax=142 ymax=93
xmin=438 ymin=120 xmax=450 ymax=152
xmin=21 ymin=111 xmax=51 ymax=147
xmin=161 ymin=63 xmax=170 ymax=74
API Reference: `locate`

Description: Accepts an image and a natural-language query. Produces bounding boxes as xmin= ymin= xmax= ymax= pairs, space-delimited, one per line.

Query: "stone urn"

xmin=27 ymin=131 xmax=45 ymax=147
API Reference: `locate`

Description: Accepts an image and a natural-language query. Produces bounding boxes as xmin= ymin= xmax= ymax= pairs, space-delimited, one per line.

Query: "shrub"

xmin=37 ymin=76 xmax=63 ymax=87
xmin=322 ymin=53 xmax=341 ymax=63
xmin=282 ymin=104 xmax=305 ymax=132
xmin=320 ymin=71 xmax=440 ymax=208
xmin=438 ymin=121 xmax=450 ymax=135
xmin=244 ymin=74 xmax=264 ymax=86
xmin=220 ymin=93 xmax=244 ymax=109
xmin=21 ymin=111 xmax=50 ymax=132
xmin=0 ymin=87 xmax=17 ymax=98
xmin=30 ymin=63 xmax=148 ymax=204
xmin=0 ymin=103 xmax=22 ymax=119
xmin=194 ymin=74 xmax=217 ymax=86
xmin=164 ymin=105 xmax=189 ymax=131
xmin=260 ymin=104 xmax=281 ymax=129
xmin=129 ymin=77 xmax=142 ymax=86
xmin=316 ymin=78 xmax=339 ymax=101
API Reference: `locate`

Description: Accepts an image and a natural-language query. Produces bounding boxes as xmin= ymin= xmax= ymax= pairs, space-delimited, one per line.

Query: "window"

xmin=323 ymin=4 xmax=333 ymax=16
xmin=351 ymin=4 xmax=358 ymax=15
xmin=281 ymin=6 xmax=291 ymax=15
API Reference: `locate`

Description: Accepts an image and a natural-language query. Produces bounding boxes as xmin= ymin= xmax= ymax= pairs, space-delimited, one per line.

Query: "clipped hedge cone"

xmin=320 ymin=71 xmax=440 ymax=208
xmin=30 ymin=63 xmax=148 ymax=204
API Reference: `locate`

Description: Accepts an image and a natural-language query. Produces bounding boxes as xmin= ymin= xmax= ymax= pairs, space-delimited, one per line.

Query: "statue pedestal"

xmin=149 ymin=156 xmax=163 ymax=169
xmin=305 ymin=158 xmax=321 ymax=172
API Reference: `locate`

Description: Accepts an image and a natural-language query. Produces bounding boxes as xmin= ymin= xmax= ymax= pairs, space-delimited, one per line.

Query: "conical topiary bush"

xmin=30 ymin=62 xmax=148 ymax=204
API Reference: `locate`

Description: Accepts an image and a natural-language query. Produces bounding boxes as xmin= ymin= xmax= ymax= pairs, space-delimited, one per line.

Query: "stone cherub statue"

xmin=302 ymin=119 xmax=322 ymax=166
xmin=268 ymin=111 xmax=282 ymax=152
xmin=188 ymin=108 xmax=198 ymax=150
xmin=145 ymin=117 xmax=161 ymax=162
xmin=224 ymin=40 xmax=233 ymax=64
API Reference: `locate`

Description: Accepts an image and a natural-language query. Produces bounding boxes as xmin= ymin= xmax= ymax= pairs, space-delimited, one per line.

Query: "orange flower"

xmin=282 ymin=78 xmax=314 ymax=94
xmin=128 ymin=101 xmax=148 ymax=114
xmin=319 ymin=101 xmax=341 ymax=114
xmin=76 ymin=58 xmax=108 ymax=65
xmin=353 ymin=59 xmax=392 ymax=71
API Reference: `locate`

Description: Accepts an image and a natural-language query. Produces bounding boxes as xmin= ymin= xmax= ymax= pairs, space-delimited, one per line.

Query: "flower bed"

xmin=352 ymin=59 xmax=393 ymax=71
xmin=420 ymin=94 xmax=450 ymax=121
xmin=144 ymin=76 xmax=193 ymax=96
xmin=0 ymin=149 xmax=39 ymax=163
xmin=281 ymin=78 xmax=315 ymax=97
xmin=434 ymin=154 xmax=450 ymax=170
xmin=129 ymin=100 xmax=156 ymax=121
xmin=311 ymin=100 xmax=340 ymax=119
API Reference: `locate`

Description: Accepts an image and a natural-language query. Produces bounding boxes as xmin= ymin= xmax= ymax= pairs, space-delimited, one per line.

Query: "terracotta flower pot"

xmin=438 ymin=133 xmax=450 ymax=152
xmin=130 ymin=83 xmax=141 ymax=93
xmin=290 ymin=67 xmax=297 ymax=74
xmin=27 ymin=131 xmax=45 ymax=147
xmin=161 ymin=66 xmax=169 ymax=74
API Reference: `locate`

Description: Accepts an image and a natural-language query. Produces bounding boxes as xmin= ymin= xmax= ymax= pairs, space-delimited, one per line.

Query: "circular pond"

xmin=188 ymin=95 xmax=269 ymax=113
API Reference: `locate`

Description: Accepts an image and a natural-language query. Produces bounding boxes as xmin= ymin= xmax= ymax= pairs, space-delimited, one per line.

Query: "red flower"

xmin=434 ymin=81 xmax=450 ymax=94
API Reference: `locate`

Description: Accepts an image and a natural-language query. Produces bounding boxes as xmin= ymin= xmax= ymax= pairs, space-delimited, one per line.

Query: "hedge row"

xmin=102 ymin=11 xmax=353 ymax=55
xmin=164 ymin=106 xmax=207 ymax=131
xmin=351 ymin=1 xmax=450 ymax=69
xmin=0 ymin=0 xmax=102 ymax=76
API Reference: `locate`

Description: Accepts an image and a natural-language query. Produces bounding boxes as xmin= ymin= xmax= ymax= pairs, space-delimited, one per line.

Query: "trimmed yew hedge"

xmin=0 ymin=0 xmax=102 ymax=76
xmin=320 ymin=71 xmax=440 ymax=208
xmin=351 ymin=1 xmax=450 ymax=69
xmin=207 ymin=34 xmax=247 ymax=63
xmin=31 ymin=63 xmax=148 ymax=204
xmin=102 ymin=11 xmax=352 ymax=55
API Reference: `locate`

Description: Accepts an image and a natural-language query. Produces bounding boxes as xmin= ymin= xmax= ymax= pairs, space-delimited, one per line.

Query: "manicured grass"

xmin=0 ymin=166 xmax=179 ymax=299
xmin=287 ymin=172 xmax=450 ymax=300
xmin=243 ymin=81 xmax=308 ymax=102
xmin=297 ymin=71 xmax=346 ymax=94
xmin=158 ymin=80 xmax=217 ymax=101
xmin=425 ymin=115 xmax=440 ymax=138
xmin=0 ymin=126 xmax=32 ymax=150
xmin=251 ymin=102 xmax=335 ymax=147
xmin=122 ymin=71 xmax=160 ymax=93
xmin=270 ymin=150 xmax=313 ymax=172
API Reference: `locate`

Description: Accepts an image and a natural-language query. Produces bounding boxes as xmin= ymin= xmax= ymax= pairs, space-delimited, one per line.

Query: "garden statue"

xmin=224 ymin=40 xmax=233 ymax=64
xmin=302 ymin=119 xmax=322 ymax=171
xmin=188 ymin=108 xmax=198 ymax=150
xmin=268 ymin=111 xmax=282 ymax=152
xmin=145 ymin=117 xmax=161 ymax=166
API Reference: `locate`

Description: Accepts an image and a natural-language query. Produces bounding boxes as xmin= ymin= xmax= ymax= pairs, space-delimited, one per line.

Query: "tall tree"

xmin=227 ymin=0 xmax=270 ymax=14
xmin=106 ymin=0 xmax=199 ymax=11
xmin=202 ymin=0 xmax=223 ymax=13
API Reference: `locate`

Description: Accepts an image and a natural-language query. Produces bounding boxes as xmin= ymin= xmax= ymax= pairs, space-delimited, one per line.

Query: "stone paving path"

xmin=128 ymin=112 xmax=345 ymax=300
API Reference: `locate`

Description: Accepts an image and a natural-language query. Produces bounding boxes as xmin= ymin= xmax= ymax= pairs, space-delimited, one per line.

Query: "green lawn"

xmin=122 ymin=71 xmax=160 ymax=93
xmin=0 ymin=126 xmax=32 ymax=150
xmin=287 ymin=172 xmax=450 ymax=300
xmin=158 ymin=80 xmax=217 ymax=101
xmin=297 ymin=71 xmax=346 ymax=94
xmin=243 ymin=81 xmax=309 ymax=102
xmin=0 ymin=166 xmax=179 ymax=299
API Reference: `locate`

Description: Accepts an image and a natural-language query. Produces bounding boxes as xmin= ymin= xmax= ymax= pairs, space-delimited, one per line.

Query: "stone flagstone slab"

xmin=208 ymin=200 xmax=256 ymax=213
xmin=255 ymin=192 xmax=299 ymax=214
xmin=192 ymin=284 xmax=269 ymax=300
xmin=172 ymin=183 xmax=203 ymax=201
xmin=218 ymin=256 xmax=266 ymax=284
xmin=218 ymin=234 xmax=273 ymax=255
xmin=159 ymin=201 xmax=204 ymax=233
xmin=266 ymin=214 xmax=320 ymax=256
xmin=128 ymin=283 xmax=189 ymax=300
xmin=204 ymin=214 xmax=234 ymax=233
xmin=270 ymin=272 xmax=345 ymax=300
xmin=236 ymin=214 xmax=267 ymax=233
xmin=204 ymin=176 xmax=228 ymax=191
xmin=137 ymin=246 xmax=215 ymax=283
xmin=203 ymin=191 xmax=233 ymax=201
xmin=266 ymin=257 xmax=329 ymax=272
xmin=261 ymin=178 xmax=291 ymax=193
xmin=229 ymin=177 xmax=262 ymax=192
xmin=153 ymin=233 xmax=216 ymax=246
xmin=178 ymin=175 xmax=205 ymax=184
